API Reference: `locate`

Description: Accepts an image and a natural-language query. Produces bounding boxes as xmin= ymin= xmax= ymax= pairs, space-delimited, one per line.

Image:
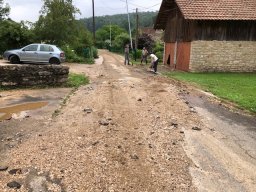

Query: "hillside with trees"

xmin=80 ymin=11 xmax=158 ymax=32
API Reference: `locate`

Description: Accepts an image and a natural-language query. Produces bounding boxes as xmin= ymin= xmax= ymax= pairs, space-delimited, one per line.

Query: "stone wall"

xmin=0 ymin=64 xmax=69 ymax=86
xmin=190 ymin=41 xmax=256 ymax=72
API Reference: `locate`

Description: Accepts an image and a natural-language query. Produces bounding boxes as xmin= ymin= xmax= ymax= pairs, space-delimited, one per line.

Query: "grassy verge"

xmin=130 ymin=58 xmax=152 ymax=66
xmin=66 ymin=57 xmax=94 ymax=64
xmin=165 ymin=72 xmax=256 ymax=113
xmin=66 ymin=73 xmax=89 ymax=88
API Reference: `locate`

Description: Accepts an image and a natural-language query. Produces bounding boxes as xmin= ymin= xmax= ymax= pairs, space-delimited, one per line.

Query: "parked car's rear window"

xmin=40 ymin=45 xmax=54 ymax=52
xmin=57 ymin=47 xmax=62 ymax=51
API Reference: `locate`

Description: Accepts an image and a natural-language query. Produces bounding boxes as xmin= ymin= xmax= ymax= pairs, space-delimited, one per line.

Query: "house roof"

xmin=155 ymin=0 xmax=256 ymax=29
xmin=177 ymin=0 xmax=256 ymax=20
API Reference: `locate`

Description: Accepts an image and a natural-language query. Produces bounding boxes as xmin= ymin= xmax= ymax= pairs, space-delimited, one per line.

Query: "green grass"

xmin=66 ymin=57 xmax=95 ymax=64
xmin=66 ymin=73 xmax=89 ymax=88
xmin=130 ymin=58 xmax=152 ymax=66
xmin=165 ymin=72 xmax=256 ymax=113
xmin=130 ymin=60 xmax=141 ymax=65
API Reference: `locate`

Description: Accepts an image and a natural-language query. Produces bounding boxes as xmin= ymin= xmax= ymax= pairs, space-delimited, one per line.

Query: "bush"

xmin=85 ymin=58 xmax=94 ymax=64
xmin=152 ymin=40 xmax=164 ymax=62
xmin=136 ymin=49 xmax=142 ymax=58
xmin=138 ymin=33 xmax=155 ymax=53
xmin=61 ymin=45 xmax=84 ymax=63
xmin=91 ymin=46 xmax=98 ymax=58
xmin=153 ymin=41 xmax=164 ymax=53
xmin=132 ymin=49 xmax=142 ymax=60
xmin=155 ymin=51 xmax=163 ymax=62
xmin=112 ymin=32 xmax=130 ymax=53
xmin=62 ymin=45 xmax=91 ymax=63
xmin=61 ymin=44 xmax=97 ymax=63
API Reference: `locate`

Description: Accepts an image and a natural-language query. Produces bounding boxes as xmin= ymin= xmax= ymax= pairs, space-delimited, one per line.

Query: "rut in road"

xmin=1 ymin=50 xmax=199 ymax=191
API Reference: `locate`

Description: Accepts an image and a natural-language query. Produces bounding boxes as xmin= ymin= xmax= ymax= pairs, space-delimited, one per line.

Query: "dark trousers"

xmin=153 ymin=59 xmax=159 ymax=73
xmin=141 ymin=55 xmax=148 ymax=64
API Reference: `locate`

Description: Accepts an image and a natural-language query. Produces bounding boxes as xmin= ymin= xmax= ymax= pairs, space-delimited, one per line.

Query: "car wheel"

xmin=10 ymin=55 xmax=20 ymax=64
xmin=49 ymin=58 xmax=60 ymax=65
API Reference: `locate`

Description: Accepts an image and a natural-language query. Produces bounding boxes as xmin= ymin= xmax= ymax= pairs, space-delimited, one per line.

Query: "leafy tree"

xmin=34 ymin=0 xmax=80 ymax=45
xmin=0 ymin=0 xmax=9 ymax=20
xmin=96 ymin=25 xmax=126 ymax=48
xmin=33 ymin=0 xmax=96 ymax=62
xmin=138 ymin=33 xmax=155 ymax=53
xmin=112 ymin=32 xmax=130 ymax=52
xmin=0 ymin=1 xmax=35 ymax=54
xmin=70 ymin=21 xmax=93 ymax=56
xmin=61 ymin=22 xmax=95 ymax=62
xmin=0 ymin=20 xmax=35 ymax=54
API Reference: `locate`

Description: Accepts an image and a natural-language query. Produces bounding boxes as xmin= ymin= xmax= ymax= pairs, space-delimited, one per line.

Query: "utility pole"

xmin=135 ymin=8 xmax=139 ymax=50
xmin=110 ymin=21 xmax=112 ymax=47
xmin=125 ymin=0 xmax=133 ymax=50
xmin=92 ymin=0 xmax=96 ymax=44
xmin=135 ymin=8 xmax=139 ymax=61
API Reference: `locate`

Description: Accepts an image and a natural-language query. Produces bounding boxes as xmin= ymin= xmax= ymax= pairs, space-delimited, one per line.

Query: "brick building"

xmin=154 ymin=0 xmax=256 ymax=72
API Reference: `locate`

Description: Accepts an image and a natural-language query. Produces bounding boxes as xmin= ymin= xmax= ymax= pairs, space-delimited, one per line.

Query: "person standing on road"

xmin=140 ymin=47 xmax=148 ymax=64
xmin=124 ymin=44 xmax=130 ymax=65
xmin=149 ymin=53 xmax=159 ymax=74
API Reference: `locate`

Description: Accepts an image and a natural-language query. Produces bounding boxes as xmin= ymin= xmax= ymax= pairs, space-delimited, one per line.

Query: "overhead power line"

xmin=120 ymin=0 xmax=147 ymax=9
xmin=120 ymin=0 xmax=160 ymax=10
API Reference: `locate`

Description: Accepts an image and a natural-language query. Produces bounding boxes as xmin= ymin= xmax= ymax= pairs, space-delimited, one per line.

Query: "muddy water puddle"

xmin=0 ymin=101 xmax=48 ymax=121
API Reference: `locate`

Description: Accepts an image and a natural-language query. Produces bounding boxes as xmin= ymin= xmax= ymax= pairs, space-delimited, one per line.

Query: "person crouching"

xmin=149 ymin=53 xmax=159 ymax=74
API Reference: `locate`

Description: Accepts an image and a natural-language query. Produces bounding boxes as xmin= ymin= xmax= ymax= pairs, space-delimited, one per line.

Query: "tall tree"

xmin=138 ymin=33 xmax=155 ymax=52
xmin=34 ymin=0 xmax=80 ymax=45
xmin=0 ymin=0 xmax=9 ymax=20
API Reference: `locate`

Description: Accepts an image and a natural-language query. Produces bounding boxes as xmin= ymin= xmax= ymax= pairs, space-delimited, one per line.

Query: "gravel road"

xmin=0 ymin=50 xmax=255 ymax=191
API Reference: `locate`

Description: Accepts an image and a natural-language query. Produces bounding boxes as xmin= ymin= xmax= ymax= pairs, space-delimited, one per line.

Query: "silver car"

xmin=3 ymin=44 xmax=65 ymax=64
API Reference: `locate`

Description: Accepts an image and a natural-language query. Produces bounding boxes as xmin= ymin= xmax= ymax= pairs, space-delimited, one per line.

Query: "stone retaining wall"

xmin=0 ymin=64 xmax=69 ymax=86
xmin=190 ymin=41 xmax=256 ymax=72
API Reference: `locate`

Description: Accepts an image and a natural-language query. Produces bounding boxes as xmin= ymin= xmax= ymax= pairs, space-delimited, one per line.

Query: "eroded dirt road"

xmin=0 ymin=50 xmax=256 ymax=191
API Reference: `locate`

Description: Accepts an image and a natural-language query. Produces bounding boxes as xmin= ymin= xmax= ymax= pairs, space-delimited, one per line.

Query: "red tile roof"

xmin=176 ymin=0 xmax=256 ymax=20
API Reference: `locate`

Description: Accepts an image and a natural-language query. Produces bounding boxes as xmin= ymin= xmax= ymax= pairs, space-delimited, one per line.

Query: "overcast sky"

xmin=5 ymin=0 xmax=161 ymax=23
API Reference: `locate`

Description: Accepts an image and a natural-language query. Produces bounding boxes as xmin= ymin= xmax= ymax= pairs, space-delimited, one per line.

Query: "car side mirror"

xmin=22 ymin=49 xmax=25 ymax=51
